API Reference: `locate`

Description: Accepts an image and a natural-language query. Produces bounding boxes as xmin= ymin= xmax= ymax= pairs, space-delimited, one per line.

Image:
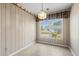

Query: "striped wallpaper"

xmin=0 ymin=3 xmax=36 ymax=56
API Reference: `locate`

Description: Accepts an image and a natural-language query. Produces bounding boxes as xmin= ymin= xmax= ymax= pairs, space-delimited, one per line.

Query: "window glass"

xmin=39 ymin=19 xmax=63 ymax=40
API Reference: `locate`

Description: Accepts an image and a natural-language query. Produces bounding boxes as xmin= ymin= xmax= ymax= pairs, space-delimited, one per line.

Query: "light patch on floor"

xmin=14 ymin=43 xmax=72 ymax=56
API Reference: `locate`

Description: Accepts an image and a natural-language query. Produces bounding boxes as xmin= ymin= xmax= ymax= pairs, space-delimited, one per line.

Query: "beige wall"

xmin=70 ymin=4 xmax=79 ymax=56
xmin=63 ymin=18 xmax=70 ymax=46
xmin=0 ymin=3 xmax=36 ymax=56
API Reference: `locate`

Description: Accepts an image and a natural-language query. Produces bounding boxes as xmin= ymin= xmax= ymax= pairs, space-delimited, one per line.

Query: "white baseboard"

xmin=37 ymin=41 xmax=69 ymax=48
xmin=69 ymin=47 xmax=76 ymax=56
xmin=9 ymin=41 xmax=35 ymax=56
xmin=8 ymin=40 xmax=76 ymax=56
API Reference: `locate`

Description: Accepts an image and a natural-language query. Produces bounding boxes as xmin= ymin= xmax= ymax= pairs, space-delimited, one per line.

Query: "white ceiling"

xmin=19 ymin=3 xmax=73 ymax=15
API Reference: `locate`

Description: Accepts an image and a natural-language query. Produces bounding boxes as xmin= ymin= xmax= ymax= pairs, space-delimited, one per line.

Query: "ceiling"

xmin=19 ymin=3 xmax=73 ymax=16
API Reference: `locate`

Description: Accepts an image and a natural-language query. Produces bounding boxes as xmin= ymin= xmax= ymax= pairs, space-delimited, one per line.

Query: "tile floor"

xmin=14 ymin=43 xmax=72 ymax=56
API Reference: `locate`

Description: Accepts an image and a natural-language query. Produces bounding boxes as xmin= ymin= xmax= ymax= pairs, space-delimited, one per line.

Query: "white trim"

xmin=69 ymin=47 xmax=76 ymax=56
xmin=52 ymin=43 xmax=69 ymax=48
xmin=38 ymin=41 xmax=77 ymax=56
xmin=9 ymin=41 xmax=35 ymax=56
xmin=37 ymin=41 xmax=69 ymax=48
xmin=8 ymin=40 xmax=76 ymax=56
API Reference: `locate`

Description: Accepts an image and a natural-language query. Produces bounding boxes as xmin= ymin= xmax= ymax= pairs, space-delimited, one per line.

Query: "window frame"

xmin=38 ymin=18 xmax=63 ymax=40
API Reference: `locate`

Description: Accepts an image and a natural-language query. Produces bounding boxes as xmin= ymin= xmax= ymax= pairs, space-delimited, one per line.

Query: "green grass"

xmin=41 ymin=32 xmax=49 ymax=34
xmin=41 ymin=32 xmax=61 ymax=39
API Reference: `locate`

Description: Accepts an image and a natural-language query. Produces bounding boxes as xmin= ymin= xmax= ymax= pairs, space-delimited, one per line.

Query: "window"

xmin=39 ymin=19 xmax=63 ymax=40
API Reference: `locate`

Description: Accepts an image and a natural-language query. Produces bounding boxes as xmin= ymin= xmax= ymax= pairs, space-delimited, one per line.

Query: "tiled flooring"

xmin=15 ymin=43 xmax=72 ymax=56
